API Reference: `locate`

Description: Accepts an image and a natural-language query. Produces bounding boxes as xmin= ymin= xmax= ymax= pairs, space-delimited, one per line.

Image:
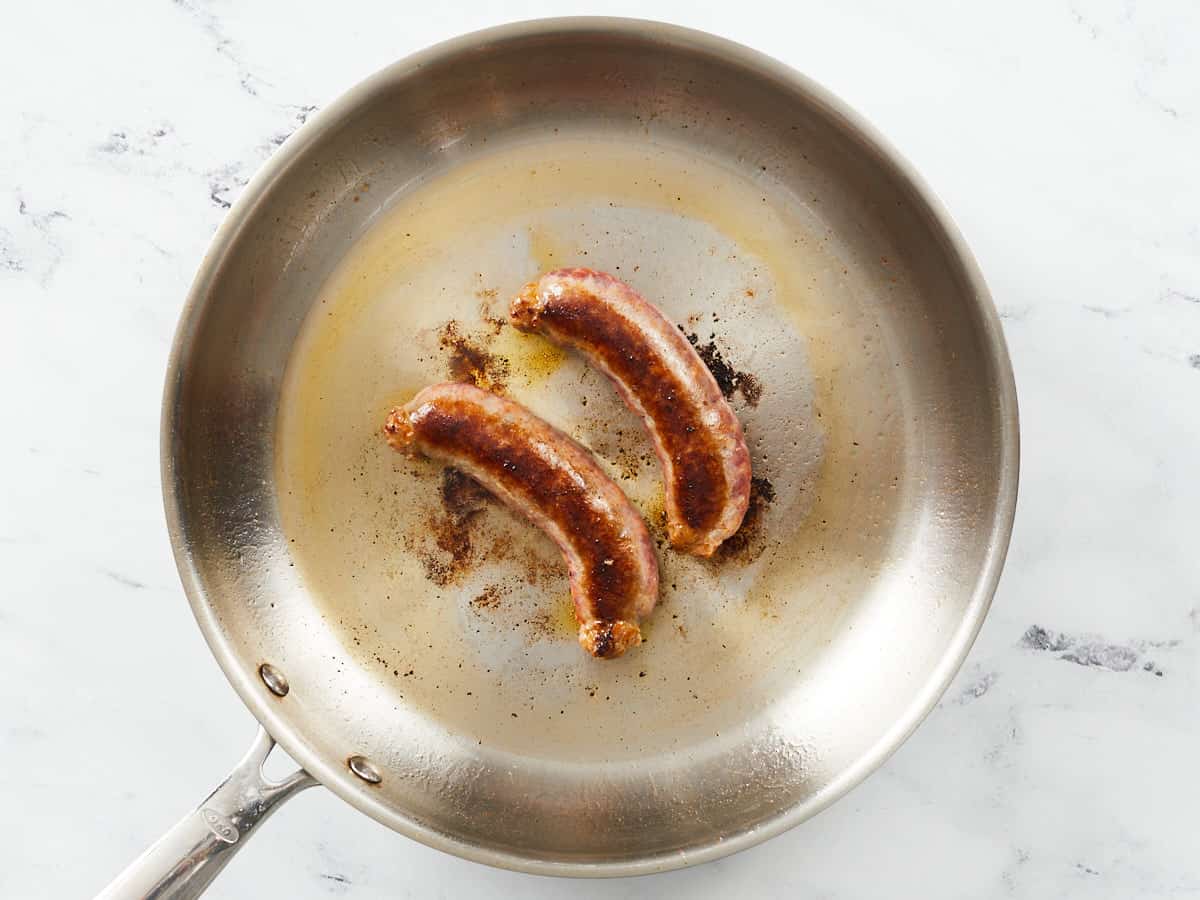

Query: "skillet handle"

xmin=95 ymin=726 xmax=316 ymax=900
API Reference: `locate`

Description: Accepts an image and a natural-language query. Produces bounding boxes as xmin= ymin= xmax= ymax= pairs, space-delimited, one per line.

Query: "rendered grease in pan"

xmin=276 ymin=137 xmax=906 ymax=760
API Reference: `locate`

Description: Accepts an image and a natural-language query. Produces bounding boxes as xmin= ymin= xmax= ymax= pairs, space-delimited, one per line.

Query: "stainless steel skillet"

xmin=99 ymin=17 xmax=1018 ymax=898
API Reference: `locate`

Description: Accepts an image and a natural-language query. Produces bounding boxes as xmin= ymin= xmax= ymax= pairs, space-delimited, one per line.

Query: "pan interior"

xmin=168 ymin=23 xmax=1013 ymax=871
xmin=276 ymin=135 xmax=844 ymax=760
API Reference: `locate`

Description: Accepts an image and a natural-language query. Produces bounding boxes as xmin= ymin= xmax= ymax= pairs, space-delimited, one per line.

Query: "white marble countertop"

xmin=3 ymin=1 xmax=1198 ymax=897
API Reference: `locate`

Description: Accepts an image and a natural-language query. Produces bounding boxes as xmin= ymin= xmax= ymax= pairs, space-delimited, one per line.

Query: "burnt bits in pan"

xmin=711 ymin=476 xmax=776 ymax=565
xmin=413 ymin=468 xmax=492 ymax=585
xmin=470 ymin=584 xmax=503 ymax=610
xmin=439 ymin=320 xmax=510 ymax=392
xmin=680 ymin=327 xmax=763 ymax=407
xmin=410 ymin=466 xmax=564 ymax=593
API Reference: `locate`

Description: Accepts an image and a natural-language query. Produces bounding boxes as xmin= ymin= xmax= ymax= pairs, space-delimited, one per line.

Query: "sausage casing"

xmin=385 ymin=382 xmax=659 ymax=658
xmin=511 ymin=268 xmax=751 ymax=556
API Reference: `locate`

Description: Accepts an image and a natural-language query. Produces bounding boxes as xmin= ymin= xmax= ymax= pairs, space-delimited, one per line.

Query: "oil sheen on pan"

xmin=275 ymin=136 xmax=907 ymax=761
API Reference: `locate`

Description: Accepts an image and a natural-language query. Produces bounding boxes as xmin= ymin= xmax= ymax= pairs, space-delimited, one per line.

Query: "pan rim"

xmin=162 ymin=16 xmax=1019 ymax=877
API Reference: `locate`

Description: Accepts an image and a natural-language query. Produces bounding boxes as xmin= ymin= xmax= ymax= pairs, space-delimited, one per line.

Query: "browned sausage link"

xmin=511 ymin=268 xmax=752 ymax=556
xmin=384 ymin=382 xmax=659 ymax=659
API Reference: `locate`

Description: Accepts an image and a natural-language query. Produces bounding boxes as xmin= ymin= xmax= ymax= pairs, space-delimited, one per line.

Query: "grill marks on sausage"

xmin=409 ymin=399 xmax=637 ymax=624
xmin=536 ymin=293 xmax=728 ymax=534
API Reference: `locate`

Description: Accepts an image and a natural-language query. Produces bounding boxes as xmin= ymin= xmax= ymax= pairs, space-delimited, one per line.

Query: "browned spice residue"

xmin=613 ymin=443 xmax=646 ymax=481
xmin=488 ymin=534 xmax=561 ymax=587
xmin=409 ymin=466 xmax=565 ymax=590
xmin=441 ymin=467 xmax=490 ymax=518
xmin=682 ymin=329 xmax=763 ymax=407
xmin=528 ymin=611 xmax=555 ymax=637
xmin=737 ymin=371 xmax=763 ymax=405
xmin=417 ymin=468 xmax=492 ymax=585
xmin=712 ymin=476 xmax=776 ymax=564
xmin=439 ymin=321 xmax=509 ymax=391
xmin=475 ymin=291 xmax=507 ymax=334
xmin=471 ymin=584 xmax=502 ymax=610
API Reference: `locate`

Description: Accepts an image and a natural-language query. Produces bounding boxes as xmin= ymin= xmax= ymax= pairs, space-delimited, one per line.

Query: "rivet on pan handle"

xmin=94 ymin=726 xmax=316 ymax=900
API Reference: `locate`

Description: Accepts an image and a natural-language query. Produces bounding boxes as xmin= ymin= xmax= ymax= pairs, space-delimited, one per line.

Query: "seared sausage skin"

xmin=511 ymin=268 xmax=751 ymax=556
xmin=384 ymin=382 xmax=659 ymax=659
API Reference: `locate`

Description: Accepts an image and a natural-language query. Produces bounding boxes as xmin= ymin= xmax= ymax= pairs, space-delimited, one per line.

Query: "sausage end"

xmin=382 ymin=407 xmax=416 ymax=454
xmin=509 ymin=280 xmax=544 ymax=332
xmin=579 ymin=619 xmax=642 ymax=660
